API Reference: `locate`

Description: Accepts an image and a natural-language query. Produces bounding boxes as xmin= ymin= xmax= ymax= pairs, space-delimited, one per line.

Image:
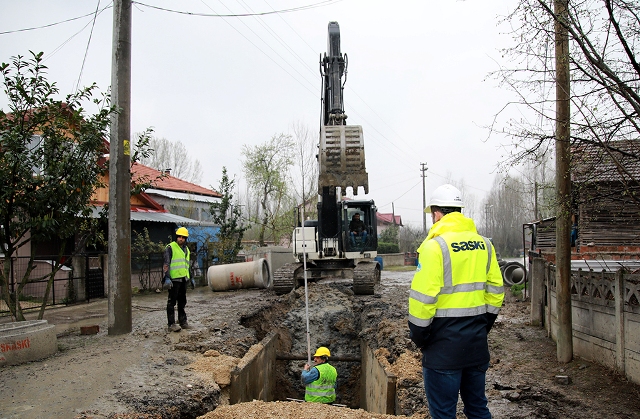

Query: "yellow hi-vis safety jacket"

xmin=305 ymin=362 xmax=337 ymax=403
xmin=408 ymin=212 xmax=504 ymax=369
xmin=167 ymin=241 xmax=190 ymax=280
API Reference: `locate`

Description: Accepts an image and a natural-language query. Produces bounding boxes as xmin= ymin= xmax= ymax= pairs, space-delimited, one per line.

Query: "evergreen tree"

xmin=209 ymin=167 xmax=246 ymax=264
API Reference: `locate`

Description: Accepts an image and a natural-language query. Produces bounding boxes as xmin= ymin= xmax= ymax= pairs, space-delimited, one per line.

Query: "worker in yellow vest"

xmin=163 ymin=227 xmax=194 ymax=333
xmin=301 ymin=346 xmax=337 ymax=403
xmin=408 ymin=184 xmax=504 ymax=419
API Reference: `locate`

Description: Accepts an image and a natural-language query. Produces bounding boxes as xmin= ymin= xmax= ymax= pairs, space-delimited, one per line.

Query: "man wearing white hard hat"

xmin=408 ymin=184 xmax=504 ymax=419
xmin=163 ymin=227 xmax=194 ymax=332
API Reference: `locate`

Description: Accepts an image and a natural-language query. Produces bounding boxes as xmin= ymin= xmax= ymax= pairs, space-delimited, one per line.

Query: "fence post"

xmin=51 ymin=259 xmax=55 ymax=306
xmin=615 ymin=269 xmax=625 ymax=375
xmin=546 ymin=264 xmax=552 ymax=336
xmin=530 ymin=258 xmax=545 ymax=327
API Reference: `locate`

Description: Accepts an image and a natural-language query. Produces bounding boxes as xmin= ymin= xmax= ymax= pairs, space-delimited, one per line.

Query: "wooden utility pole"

xmin=554 ymin=0 xmax=573 ymax=363
xmin=420 ymin=162 xmax=428 ymax=233
xmin=108 ymin=0 xmax=132 ymax=335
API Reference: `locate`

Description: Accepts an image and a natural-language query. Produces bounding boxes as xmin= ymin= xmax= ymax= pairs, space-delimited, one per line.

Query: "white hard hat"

xmin=424 ymin=184 xmax=464 ymax=213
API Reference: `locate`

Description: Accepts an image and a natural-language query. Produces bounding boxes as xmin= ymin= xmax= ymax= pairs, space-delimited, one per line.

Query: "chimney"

xmin=164 ymin=168 xmax=172 ymax=175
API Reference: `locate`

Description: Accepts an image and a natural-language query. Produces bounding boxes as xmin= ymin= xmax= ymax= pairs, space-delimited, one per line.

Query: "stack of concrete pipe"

xmin=207 ymin=258 xmax=271 ymax=291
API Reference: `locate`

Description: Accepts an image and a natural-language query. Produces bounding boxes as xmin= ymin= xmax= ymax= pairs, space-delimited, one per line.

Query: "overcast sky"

xmin=0 ymin=0 xmax=520 ymax=228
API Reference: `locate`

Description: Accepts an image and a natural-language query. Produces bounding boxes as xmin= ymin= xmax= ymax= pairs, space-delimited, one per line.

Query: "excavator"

xmin=273 ymin=22 xmax=380 ymax=295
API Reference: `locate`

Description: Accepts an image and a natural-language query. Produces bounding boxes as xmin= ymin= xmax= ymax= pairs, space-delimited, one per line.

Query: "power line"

xmin=0 ymin=3 xmax=113 ymax=35
xmin=377 ymin=179 xmax=422 ymax=210
xmin=75 ymin=0 xmax=102 ymax=93
xmin=197 ymin=0 xmax=318 ymax=98
xmin=132 ymin=0 xmax=342 ymax=17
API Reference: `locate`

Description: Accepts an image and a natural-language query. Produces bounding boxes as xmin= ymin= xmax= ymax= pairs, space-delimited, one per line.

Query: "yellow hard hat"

xmin=314 ymin=346 xmax=331 ymax=357
xmin=176 ymin=227 xmax=189 ymax=237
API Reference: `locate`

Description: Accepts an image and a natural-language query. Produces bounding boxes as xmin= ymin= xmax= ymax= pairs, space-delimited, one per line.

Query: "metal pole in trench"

xmin=301 ymin=201 xmax=311 ymax=366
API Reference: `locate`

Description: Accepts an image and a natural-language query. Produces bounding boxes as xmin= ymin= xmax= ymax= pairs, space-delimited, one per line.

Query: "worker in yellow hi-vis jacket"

xmin=408 ymin=184 xmax=504 ymax=419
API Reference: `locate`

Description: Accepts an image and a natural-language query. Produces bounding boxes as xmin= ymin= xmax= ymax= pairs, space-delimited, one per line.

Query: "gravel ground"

xmin=1 ymin=268 xmax=639 ymax=419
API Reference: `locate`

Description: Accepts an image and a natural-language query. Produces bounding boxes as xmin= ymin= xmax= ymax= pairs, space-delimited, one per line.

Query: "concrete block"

xmin=0 ymin=320 xmax=57 ymax=366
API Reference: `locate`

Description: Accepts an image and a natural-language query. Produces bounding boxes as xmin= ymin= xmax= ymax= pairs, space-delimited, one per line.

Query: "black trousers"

xmin=166 ymin=279 xmax=187 ymax=326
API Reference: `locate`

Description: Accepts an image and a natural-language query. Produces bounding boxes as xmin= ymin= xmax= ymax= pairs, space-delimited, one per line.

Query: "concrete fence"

xmin=529 ymin=257 xmax=640 ymax=384
xmin=377 ymin=253 xmax=406 ymax=268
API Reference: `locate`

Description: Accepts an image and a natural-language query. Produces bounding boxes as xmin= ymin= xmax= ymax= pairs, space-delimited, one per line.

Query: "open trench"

xmin=241 ymin=282 xmax=368 ymax=407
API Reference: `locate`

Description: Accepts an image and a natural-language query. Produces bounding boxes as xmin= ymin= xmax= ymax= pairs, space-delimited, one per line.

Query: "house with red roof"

xmin=376 ymin=212 xmax=403 ymax=236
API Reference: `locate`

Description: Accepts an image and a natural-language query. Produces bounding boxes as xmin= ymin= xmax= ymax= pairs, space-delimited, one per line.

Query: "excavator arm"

xmin=319 ymin=21 xmax=369 ymax=196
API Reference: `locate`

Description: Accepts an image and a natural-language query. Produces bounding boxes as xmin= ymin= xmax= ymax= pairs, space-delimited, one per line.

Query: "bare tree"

xmin=398 ymin=224 xmax=426 ymax=254
xmin=492 ymin=0 xmax=640 ymax=207
xmin=136 ymin=133 xmax=203 ymax=184
xmin=483 ymin=175 xmax=534 ymax=257
xmin=290 ymin=121 xmax=319 ymax=220
xmin=241 ymin=133 xmax=295 ymax=246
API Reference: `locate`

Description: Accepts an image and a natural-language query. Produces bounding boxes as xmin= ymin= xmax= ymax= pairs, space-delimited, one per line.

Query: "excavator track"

xmin=352 ymin=261 xmax=380 ymax=295
xmin=272 ymin=262 xmax=304 ymax=295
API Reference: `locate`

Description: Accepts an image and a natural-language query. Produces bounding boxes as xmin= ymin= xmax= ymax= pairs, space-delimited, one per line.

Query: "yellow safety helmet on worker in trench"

xmin=175 ymin=227 xmax=189 ymax=237
xmin=314 ymin=347 xmax=331 ymax=358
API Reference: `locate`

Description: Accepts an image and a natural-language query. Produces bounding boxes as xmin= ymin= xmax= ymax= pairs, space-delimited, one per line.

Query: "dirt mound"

xmin=197 ymin=400 xmax=408 ymax=419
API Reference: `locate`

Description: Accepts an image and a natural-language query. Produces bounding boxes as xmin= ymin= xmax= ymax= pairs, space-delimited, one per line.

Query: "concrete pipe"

xmin=0 ymin=320 xmax=57 ymax=366
xmin=207 ymin=258 xmax=271 ymax=291
xmin=502 ymin=261 xmax=525 ymax=286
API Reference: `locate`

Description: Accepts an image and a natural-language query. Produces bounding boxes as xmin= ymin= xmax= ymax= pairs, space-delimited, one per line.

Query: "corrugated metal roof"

xmin=145 ymin=188 xmax=220 ymax=204
xmin=130 ymin=211 xmax=200 ymax=225
xmin=89 ymin=206 xmax=206 ymax=225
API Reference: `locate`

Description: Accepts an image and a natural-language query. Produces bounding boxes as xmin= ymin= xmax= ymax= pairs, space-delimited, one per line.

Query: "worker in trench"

xmin=408 ymin=184 xmax=504 ymax=419
xmin=301 ymin=346 xmax=338 ymax=403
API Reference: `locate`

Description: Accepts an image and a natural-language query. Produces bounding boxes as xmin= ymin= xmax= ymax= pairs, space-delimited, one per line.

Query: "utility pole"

xmin=420 ymin=163 xmax=428 ymax=233
xmin=554 ymin=0 xmax=573 ymax=363
xmin=484 ymin=204 xmax=493 ymax=237
xmin=108 ymin=0 xmax=132 ymax=335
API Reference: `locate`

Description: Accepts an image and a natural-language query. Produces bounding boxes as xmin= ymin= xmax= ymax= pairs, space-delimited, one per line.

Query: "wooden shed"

xmin=527 ymin=140 xmax=640 ymax=262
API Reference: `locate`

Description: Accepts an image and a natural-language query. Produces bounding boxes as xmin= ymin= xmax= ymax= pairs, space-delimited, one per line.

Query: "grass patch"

xmin=384 ymin=265 xmax=417 ymax=272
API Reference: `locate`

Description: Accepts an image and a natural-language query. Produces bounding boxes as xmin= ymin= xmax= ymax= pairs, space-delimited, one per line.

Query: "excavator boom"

xmin=319 ymin=22 xmax=369 ymax=196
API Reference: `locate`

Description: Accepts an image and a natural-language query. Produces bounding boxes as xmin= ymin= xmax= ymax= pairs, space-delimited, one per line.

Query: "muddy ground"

xmin=1 ymin=268 xmax=640 ymax=419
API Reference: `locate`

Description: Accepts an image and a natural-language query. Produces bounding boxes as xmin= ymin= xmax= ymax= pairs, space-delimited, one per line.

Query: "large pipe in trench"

xmin=276 ymin=352 xmax=361 ymax=362
xmin=207 ymin=258 xmax=271 ymax=291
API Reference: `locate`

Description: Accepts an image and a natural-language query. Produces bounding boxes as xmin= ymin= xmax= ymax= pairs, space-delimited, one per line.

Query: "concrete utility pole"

xmin=420 ymin=163 xmax=428 ymax=233
xmin=554 ymin=0 xmax=573 ymax=363
xmin=108 ymin=0 xmax=132 ymax=335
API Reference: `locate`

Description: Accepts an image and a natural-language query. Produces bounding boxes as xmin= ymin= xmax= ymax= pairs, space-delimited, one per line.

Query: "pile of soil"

xmin=1 ymin=269 xmax=639 ymax=419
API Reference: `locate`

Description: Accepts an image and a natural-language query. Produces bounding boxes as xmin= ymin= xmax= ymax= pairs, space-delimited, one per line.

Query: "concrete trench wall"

xmin=360 ymin=341 xmax=397 ymax=414
xmin=230 ymin=331 xmax=278 ymax=404
xmin=530 ymin=258 xmax=640 ymax=384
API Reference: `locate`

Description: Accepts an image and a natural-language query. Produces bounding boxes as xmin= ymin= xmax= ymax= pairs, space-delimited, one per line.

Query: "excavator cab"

xmin=342 ymin=201 xmax=377 ymax=254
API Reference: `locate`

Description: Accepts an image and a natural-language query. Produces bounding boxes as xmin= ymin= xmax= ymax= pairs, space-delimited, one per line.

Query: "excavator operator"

xmin=349 ymin=213 xmax=367 ymax=248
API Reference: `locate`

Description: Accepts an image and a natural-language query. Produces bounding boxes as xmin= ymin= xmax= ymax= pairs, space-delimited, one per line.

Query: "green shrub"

xmin=511 ymin=283 xmax=526 ymax=299
xmin=378 ymin=242 xmax=399 ymax=254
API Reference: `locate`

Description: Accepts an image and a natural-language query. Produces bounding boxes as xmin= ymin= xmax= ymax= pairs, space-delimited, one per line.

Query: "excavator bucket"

xmin=318 ymin=125 xmax=369 ymax=195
